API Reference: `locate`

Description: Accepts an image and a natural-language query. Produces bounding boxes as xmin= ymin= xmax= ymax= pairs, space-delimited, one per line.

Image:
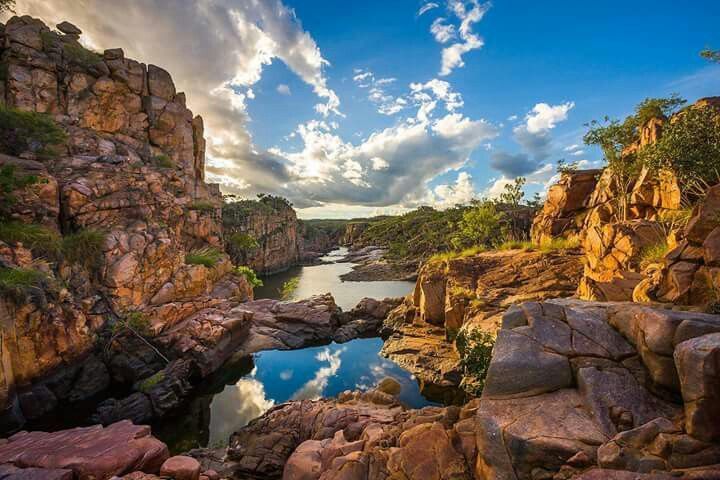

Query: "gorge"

xmin=1 ymin=9 xmax=720 ymax=480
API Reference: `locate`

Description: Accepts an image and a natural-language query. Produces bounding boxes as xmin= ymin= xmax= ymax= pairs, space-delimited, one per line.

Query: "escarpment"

xmin=0 ymin=15 xmax=254 ymax=431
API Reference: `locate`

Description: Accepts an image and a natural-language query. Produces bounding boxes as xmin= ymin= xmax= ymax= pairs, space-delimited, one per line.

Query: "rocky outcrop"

xmin=223 ymin=197 xmax=301 ymax=275
xmin=380 ymin=249 xmax=582 ymax=398
xmin=0 ymin=15 xmax=250 ymax=431
xmin=531 ymin=169 xmax=602 ymax=245
xmin=341 ymin=222 xmax=370 ymax=246
xmin=215 ymin=300 xmax=720 ymax=479
xmin=0 ymin=421 xmax=169 ymax=480
xmin=653 ymin=183 xmax=720 ymax=308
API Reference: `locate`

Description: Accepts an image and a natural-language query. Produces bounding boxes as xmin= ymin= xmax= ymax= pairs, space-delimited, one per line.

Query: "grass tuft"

xmin=428 ymin=246 xmax=486 ymax=263
xmin=188 ymin=201 xmax=216 ymax=212
xmin=0 ymin=267 xmax=45 ymax=301
xmin=153 ymin=154 xmax=174 ymax=169
xmin=0 ymin=221 xmax=61 ymax=258
xmin=185 ymin=247 xmax=223 ymax=268
xmin=61 ymin=229 xmax=105 ymax=270
xmin=639 ymin=241 xmax=669 ymax=269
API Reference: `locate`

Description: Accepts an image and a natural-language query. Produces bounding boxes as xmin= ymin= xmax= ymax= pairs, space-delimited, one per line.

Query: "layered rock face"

xmin=653 ymin=183 xmax=720 ymax=306
xmin=381 ymin=248 xmax=582 ymax=399
xmin=0 ymin=16 xmax=252 ymax=431
xmin=200 ymin=300 xmax=720 ymax=479
xmin=224 ymin=198 xmax=301 ymax=274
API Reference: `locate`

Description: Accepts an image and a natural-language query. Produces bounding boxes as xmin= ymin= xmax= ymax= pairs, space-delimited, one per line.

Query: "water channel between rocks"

xmin=154 ymin=248 xmax=435 ymax=453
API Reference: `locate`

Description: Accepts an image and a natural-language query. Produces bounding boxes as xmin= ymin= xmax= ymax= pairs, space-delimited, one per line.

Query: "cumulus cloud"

xmin=490 ymin=152 xmax=538 ymax=178
xmin=525 ymin=102 xmax=575 ymax=134
xmin=431 ymin=18 xmax=456 ymax=44
xmin=426 ymin=0 xmax=490 ymax=76
xmin=428 ymin=171 xmax=477 ymax=209
xmin=291 ymin=348 xmax=343 ymax=400
xmin=277 ymin=84 xmax=291 ymax=95
xmin=208 ymin=376 xmax=275 ymax=447
xmin=490 ymin=101 xmax=575 ymax=178
xmin=20 ymin=0 xmax=498 ymax=213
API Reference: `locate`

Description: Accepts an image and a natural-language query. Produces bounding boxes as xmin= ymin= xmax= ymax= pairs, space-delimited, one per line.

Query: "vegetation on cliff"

xmin=0 ymin=106 xmax=67 ymax=158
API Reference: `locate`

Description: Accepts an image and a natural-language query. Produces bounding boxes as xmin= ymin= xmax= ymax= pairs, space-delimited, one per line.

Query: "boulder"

xmin=674 ymin=333 xmax=720 ymax=442
xmin=0 ymin=421 xmax=168 ymax=480
xmin=160 ymin=456 xmax=201 ymax=480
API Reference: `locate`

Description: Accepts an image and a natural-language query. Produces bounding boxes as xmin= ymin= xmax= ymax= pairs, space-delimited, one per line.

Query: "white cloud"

xmin=564 ymin=144 xmax=580 ymax=152
xmin=418 ymin=2 xmax=440 ymax=16
xmin=292 ymin=348 xmax=344 ymax=400
xmin=431 ymin=18 xmax=456 ymax=44
xmin=353 ymin=69 xmax=405 ymax=116
xmin=277 ymin=84 xmax=291 ymax=95
xmin=525 ymin=102 xmax=575 ymax=134
xmin=438 ymin=0 xmax=490 ymax=76
xmin=430 ymin=171 xmax=476 ymax=208
xmin=371 ymin=157 xmax=389 ymax=170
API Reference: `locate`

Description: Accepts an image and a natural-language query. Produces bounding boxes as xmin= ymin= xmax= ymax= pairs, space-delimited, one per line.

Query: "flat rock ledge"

xmin=194 ymin=300 xmax=720 ymax=480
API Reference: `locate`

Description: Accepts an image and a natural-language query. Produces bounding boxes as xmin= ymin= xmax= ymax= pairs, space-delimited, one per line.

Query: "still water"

xmin=156 ymin=248 xmax=425 ymax=453
xmin=254 ymin=247 xmax=414 ymax=310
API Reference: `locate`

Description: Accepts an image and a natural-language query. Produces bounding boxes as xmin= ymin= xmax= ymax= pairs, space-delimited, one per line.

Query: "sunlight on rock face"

xmin=291 ymin=348 xmax=344 ymax=400
xmin=208 ymin=377 xmax=275 ymax=448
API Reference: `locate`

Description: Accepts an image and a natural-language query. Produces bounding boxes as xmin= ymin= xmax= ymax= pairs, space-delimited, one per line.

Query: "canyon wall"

xmin=0 ymin=16 xmax=254 ymax=430
xmin=223 ymin=197 xmax=301 ymax=275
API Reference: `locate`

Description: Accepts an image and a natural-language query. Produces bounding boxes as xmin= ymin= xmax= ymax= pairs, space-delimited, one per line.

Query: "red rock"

xmin=159 ymin=456 xmax=201 ymax=480
xmin=0 ymin=421 xmax=168 ymax=480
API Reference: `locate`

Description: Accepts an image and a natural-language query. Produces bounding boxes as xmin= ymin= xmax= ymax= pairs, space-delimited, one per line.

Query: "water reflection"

xmin=207 ymin=368 xmax=275 ymax=447
xmin=156 ymin=338 xmax=437 ymax=453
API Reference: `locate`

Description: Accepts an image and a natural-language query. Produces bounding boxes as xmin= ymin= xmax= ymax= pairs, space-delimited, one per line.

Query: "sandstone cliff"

xmin=0 ymin=15 xmax=256 ymax=431
xmin=223 ymin=196 xmax=301 ymax=274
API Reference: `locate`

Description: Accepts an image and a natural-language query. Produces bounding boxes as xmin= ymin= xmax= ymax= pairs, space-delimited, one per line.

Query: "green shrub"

xmin=279 ymin=277 xmax=300 ymax=300
xmin=228 ymin=232 xmax=259 ymax=251
xmin=0 ymin=106 xmax=67 ymax=157
xmin=706 ymin=301 xmax=720 ymax=314
xmin=185 ymin=247 xmax=223 ymax=268
xmin=188 ymin=201 xmax=216 ymax=212
xmin=63 ymin=42 xmax=102 ymax=68
xmin=153 ymin=154 xmax=174 ymax=169
xmin=234 ymin=265 xmax=263 ymax=288
xmin=61 ymin=229 xmax=105 ymax=270
xmin=0 ymin=267 xmax=45 ymax=301
xmin=639 ymin=241 xmax=669 ymax=269
xmin=0 ymin=221 xmax=61 ymax=258
xmin=640 ymin=105 xmax=720 ymax=185
xmin=451 ymin=201 xmax=506 ymax=250
xmin=455 ymin=328 xmax=495 ymax=396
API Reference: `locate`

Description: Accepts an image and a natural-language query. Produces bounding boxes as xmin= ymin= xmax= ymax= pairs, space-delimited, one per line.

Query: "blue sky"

xmin=17 ymin=0 xmax=720 ymax=218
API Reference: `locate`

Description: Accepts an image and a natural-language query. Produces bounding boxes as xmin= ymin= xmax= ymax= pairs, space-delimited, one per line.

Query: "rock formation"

xmin=193 ymin=300 xmax=720 ymax=479
xmin=382 ymin=248 xmax=583 ymax=399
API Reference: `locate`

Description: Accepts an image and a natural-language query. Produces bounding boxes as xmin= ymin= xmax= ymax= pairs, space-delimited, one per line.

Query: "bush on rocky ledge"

xmin=0 ymin=266 xmax=46 ymax=302
xmin=0 ymin=106 xmax=67 ymax=157
xmin=185 ymin=247 xmax=223 ymax=268
xmin=456 ymin=328 xmax=495 ymax=396
xmin=234 ymin=265 xmax=263 ymax=288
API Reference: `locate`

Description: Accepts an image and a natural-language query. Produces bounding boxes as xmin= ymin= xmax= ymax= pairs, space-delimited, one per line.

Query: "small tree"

xmin=499 ymin=177 xmax=525 ymax=206
xmin=451 ymin=200 xmax=505 ymax=249
xmin=640 ymin=104 xmax=720 ymax=186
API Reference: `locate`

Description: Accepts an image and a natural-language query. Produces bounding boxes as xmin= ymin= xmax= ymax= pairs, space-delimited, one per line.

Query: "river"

xmin=154 ymin=248 xmax=432 ymax=453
